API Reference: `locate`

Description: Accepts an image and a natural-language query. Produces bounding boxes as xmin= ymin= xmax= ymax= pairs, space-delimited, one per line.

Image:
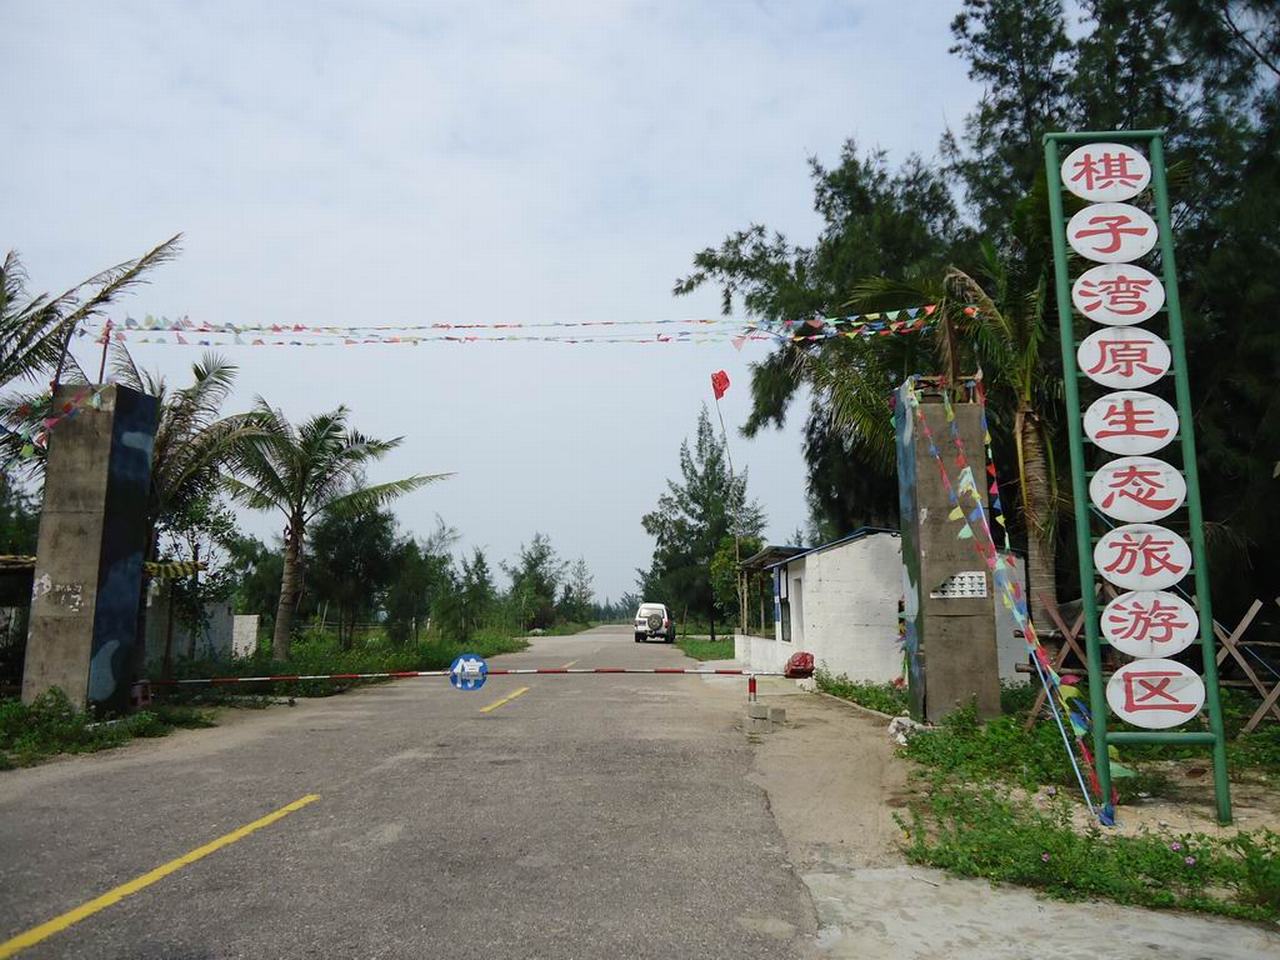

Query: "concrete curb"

xmin=811 ymin=689 xmax=901 ymax=723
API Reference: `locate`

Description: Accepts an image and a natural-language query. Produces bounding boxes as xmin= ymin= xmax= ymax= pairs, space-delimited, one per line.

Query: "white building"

xmin=735 ymin=528 xmax=1028 ymax=685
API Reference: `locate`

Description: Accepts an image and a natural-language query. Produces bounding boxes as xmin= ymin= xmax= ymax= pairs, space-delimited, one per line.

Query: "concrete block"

xmin=24 ymin=385 xmax=157 ymax=711
xmin=746 ymin=716 xmax=773 ymax=734
xmin=768 ymin=706 xmax=787 ymax=725
xmin=747 ymin=702 xmax=770 ymax=719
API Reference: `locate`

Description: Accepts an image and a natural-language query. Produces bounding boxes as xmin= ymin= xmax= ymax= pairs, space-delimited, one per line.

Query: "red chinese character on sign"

xmin=1070 ymin=152 xmax=1146 ymax=193
xmin=1101 ymin=531 xmax=1187 ymax=579
xmin=1077 ymin=275 xmax=1155 ymax=316
xmin=1094 ymin=399 xmax=1172 ymax=441
xmin=1086 ymin=339 xmax=1162 ymax=380
xmin=1073 ymin=215 xmax=1151 ymax=255
xmin=1100 ymin=465 xmax=1178 ymax=512
xmin=1106 ymin=598 xmax=1190 ymax=644
xmin=1121 ymin=670 xmax=1199 ymax=714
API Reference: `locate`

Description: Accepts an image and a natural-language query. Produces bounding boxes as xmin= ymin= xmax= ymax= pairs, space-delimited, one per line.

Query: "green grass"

xmin=676 ymin=637 xmax=735 ymax=661
xmin=0 ymin=689 xmax=215 ymax=770
xmin=886 ymin=684 xmax=1280 ymax=922
xmin=900 ymin=786 xmax=1280 ymax=923
xmin=815 ymin=669 xmax=911 ymax=715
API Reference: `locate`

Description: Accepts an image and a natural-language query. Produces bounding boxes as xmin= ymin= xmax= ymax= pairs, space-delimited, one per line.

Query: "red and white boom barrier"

xmin=144 ymin=652 xmax=816 ymax=697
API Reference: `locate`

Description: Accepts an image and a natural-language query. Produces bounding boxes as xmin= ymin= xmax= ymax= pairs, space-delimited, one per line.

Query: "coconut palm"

xmin=800 ymin=241 xmax=1062 ymax=627
xmin=0 ymin=236 xmax=180 ymax=390
xmin=102 ymin=348 xmax=266 ymax=675
xmin=110 ymin=348 xmax=264 ymax=562
xmin=226 ymin=404 xmax=445 ymax=660
xmin=0 ymin=236 xmax=181 ymax=471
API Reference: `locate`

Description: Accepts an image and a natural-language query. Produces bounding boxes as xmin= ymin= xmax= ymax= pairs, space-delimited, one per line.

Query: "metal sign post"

xmin=1044 ymin=129 xmax=1231 ymax=825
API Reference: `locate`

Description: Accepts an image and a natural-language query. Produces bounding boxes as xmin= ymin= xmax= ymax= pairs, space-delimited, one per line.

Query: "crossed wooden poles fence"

xmin=1027 ymin=594 xmax=1280 ymax=735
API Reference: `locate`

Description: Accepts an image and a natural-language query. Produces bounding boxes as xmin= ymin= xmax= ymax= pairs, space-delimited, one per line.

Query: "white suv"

xmin=633 ymin=603 xmax=675 ymax=643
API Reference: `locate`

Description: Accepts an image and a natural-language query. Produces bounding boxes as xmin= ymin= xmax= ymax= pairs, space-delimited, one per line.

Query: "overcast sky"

xmin=5 ymin=1 xmax=981 ymax=602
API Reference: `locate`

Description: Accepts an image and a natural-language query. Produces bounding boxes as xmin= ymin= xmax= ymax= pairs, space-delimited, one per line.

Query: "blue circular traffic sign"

xmin=449 ymin=653 xmax=488 ymax=691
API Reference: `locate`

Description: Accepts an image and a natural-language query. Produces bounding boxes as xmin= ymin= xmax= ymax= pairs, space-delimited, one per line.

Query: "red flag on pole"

xmin=711 ymin=370 xmax=730 ymax=400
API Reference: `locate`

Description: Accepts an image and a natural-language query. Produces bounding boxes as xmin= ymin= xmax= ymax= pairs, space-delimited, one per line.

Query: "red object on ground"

xmin=711 ymin=370 xmax=730 ymax=399
xmin=784 ymin=651 xmax=815 ymax=679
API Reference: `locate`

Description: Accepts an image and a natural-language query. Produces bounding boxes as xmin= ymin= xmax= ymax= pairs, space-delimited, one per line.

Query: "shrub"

xmin=814 ymin=669 xmax=910 ymax=715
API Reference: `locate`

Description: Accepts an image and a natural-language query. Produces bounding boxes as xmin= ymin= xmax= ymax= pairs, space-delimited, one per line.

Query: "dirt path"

xmin=748 ymin=682 xmax=910 ymax=872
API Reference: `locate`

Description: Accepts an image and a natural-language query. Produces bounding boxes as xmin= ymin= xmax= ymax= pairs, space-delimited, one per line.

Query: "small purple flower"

xmin=1169 ymin=842 xmax=1182 ymax=852
xmin=1041 ymin=852 xmax=1051 ymax=862
xmin=1184 ymin=856 xmax=1196 ymax=867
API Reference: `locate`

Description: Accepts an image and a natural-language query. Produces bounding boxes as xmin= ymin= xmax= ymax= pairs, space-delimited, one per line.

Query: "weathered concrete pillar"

xmin=895 ymin=380 xmax=1002 ymax=723
xmin=22 ymin=384 xmax=157 ymax=712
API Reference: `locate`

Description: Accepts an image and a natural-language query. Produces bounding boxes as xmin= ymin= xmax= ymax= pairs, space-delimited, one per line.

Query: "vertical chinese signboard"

xmin=1044 ymin=131 xmax=1231 ymax=824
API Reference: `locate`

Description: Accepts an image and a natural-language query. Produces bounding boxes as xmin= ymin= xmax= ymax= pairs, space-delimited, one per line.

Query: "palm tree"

xmin=110 ymin=349 xmax=262 ymax=555
xmin=226 ymin=404 xmax=446 ymax=660
xmin=801 ymin=242 xmax=1062 ymax=627
xmin=0 ymin=236 xmax=181 ymax=470
xmin=107 ymin=348 xmax=267 ymax=674
xmin=0 ymin=236 xmax=180 ymax=390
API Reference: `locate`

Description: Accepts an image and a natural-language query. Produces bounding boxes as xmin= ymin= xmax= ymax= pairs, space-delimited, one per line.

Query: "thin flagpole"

xmin=711 ymin=373 xmax=743 ymax=631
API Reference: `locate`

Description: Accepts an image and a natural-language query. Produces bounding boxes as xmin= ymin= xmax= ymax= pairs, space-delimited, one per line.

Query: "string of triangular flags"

xmin=72 ymin=305 xmax=938 ymax=348
xmin=973 ymin=378 xmax=1011 ymax=551
xmin=3 ymin=385 xmax=110 ymax=457
xmin=748 ymin=305 xmax=936 ymax=342
xmin=905 ymin=377 xmax=1115 ymax=822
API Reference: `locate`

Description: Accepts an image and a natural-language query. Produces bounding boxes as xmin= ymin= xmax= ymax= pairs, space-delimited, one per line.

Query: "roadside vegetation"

xmin=815 ymin=669 xmax=910 ymax=716
xmin=903 ymin=788 xmax=1280 ymax=923
xmin=675 ymin=636 xmax=734 ymax=662
xmin=0 ymin=689 xmax=214 ymax=770
xmin=819 ymin=674 xmax=1280 ymax=922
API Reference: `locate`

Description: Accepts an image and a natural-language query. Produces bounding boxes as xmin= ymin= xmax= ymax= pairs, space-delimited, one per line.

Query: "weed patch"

xmin=0 ymin=690 xmax=214 ymax=769
xmin=901 ymin=786 xmax=1280 ymax=923
xmin=815 ymin=669 xmax=910 ymax=716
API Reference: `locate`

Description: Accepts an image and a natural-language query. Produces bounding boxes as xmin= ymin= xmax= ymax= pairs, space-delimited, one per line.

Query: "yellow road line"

xmin=0 ymin=794 xmax=320 ymax=959
xmin=562 ymin=660 xmax=578 ymax=668
xmin=480 ymin=686 xmax=530 ymax=713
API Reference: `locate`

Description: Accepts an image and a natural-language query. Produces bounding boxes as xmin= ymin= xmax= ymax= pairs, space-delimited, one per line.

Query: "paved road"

xmin=0 ymin=626 xmax=813 ymax=959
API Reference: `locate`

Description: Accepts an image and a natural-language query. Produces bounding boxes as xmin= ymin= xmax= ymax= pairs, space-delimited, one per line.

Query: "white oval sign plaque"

xmin=1062 ymin=143 xmax=1151 ymax=202
xmin=1078 ymin=327 xmax=1170 ymax=389
xmin=1107 ymin=658 xmax=1205 ymax=729
xmin=1072 ymin=264 xmax=1165 ymax=325
xmin=1089 ymin=456 xmax=1186 ymax=522
xmin=1067 ymin=202 xmax=1158 ymax=263
xmin=1102 ymin=590 xmax=1199 ymax=658
xmin=1094 ymin=523 xmax=1191 ymax=590
xmin=1084 ymin=391 xmax=1178 ymax=455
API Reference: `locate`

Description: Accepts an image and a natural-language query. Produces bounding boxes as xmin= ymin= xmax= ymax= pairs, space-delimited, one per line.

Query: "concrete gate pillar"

xmin=22 ymin=384 xmax=158 ymax=712
xmin=894 ymin=379 xmax=1002 ymax=723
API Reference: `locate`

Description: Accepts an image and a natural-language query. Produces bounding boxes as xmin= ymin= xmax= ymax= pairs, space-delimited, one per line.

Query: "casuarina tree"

xmin=640 ymin=406 xmax=765 ymax=641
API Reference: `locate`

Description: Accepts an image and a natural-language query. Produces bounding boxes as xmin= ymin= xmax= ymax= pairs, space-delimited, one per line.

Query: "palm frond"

xmin=320 ymin=474 xmax=450 ymax=521
xmin=0 ymin=236 xmax=181 ymax=389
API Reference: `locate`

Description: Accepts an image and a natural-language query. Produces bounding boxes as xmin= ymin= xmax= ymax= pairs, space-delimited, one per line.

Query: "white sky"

xmin=4 ymin=1 xmax=981 ymax=602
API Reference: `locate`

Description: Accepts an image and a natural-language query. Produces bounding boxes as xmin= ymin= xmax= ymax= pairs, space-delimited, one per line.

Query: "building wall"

xmin=232 ymin=615 xmax=259 ymax=658
xmin=736 ymin=532 xmax=1030 ymax=688
xmin=740 ymin=534 xmax=903 ymax=682
xmin=144 ymin=590 xmax=234 ymax=665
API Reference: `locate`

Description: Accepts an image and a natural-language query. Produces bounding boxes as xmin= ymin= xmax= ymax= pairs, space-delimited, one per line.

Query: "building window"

xmin=776 ymin=566 xmax=791 ymax=643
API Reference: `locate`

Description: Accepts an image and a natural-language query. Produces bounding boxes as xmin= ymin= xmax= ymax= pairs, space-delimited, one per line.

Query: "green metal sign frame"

xmin=1043 ymin=129 xmax=1232 ymax=825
